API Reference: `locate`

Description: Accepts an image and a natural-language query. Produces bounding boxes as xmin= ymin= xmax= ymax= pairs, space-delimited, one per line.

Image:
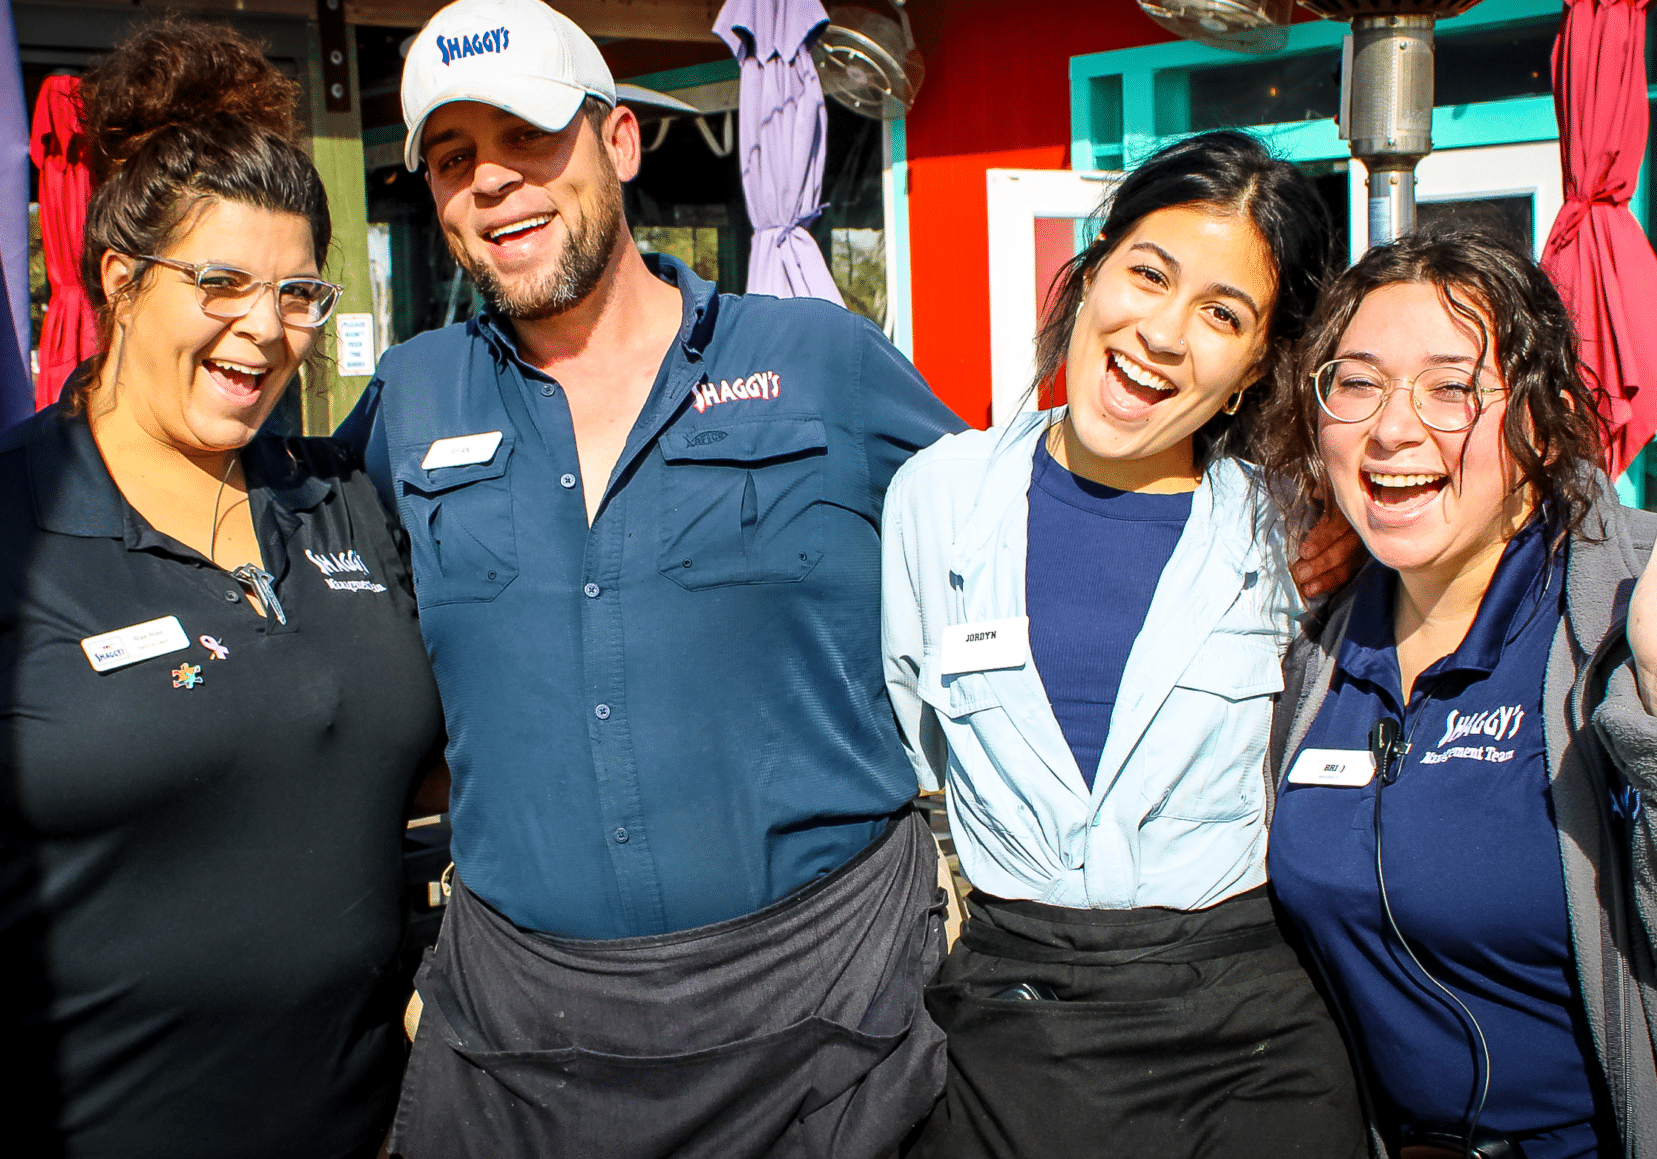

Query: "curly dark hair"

xmin=72 ymin=15 xmax=331 ymax=412
xmin=1255 ymin=226 xmax=1607 ymax=545
xmin=1031 ymin=130 xmax=1337 ymax=465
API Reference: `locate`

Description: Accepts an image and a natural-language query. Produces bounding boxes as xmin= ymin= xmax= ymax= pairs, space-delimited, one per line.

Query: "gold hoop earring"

xmin=1222 ymin=387 xmax=1246 ymax=416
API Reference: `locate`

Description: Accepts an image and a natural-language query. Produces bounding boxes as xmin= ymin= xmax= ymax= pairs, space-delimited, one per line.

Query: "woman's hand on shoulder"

xmin=1628 ymin=549 xmax=1657 ymax=715
xmin=1290 ymin=506 xmax=1364 ymax=601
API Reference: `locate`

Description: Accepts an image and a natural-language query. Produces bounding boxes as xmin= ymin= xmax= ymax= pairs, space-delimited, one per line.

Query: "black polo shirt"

xmin=0 ymin=407 xmax=443 ymax=1159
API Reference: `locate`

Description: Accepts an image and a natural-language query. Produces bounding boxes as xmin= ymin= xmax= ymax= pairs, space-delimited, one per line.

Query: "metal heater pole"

xmin=1348 ymin=14 xmax=1435 ymax=245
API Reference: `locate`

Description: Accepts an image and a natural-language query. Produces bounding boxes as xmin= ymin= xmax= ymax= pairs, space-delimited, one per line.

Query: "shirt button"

xmin=613 ymin=827 xmax=629 ymax=844
xmin=583 ymin=582 xmax=600 ymax=598
xmin=560 ymin=473 xmax=577 ymax=489
xmin=224 ymin=589 xmax=240 ymax=603
xmin=594 ymin=703 xmax=611 ymax=720
xmin=540 ymin=383 xmax=555 ymax=397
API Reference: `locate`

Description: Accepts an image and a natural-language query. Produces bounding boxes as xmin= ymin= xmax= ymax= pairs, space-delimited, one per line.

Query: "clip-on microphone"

xmin=1370 ymin=719 xmax=1407 ymax=784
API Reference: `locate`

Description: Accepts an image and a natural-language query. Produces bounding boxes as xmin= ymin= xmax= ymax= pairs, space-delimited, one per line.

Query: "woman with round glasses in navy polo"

xmin=1261 ymin=228 xmax=1657 ymax=1157
xmin=0 ymin=18 xmax=443 ymax=1159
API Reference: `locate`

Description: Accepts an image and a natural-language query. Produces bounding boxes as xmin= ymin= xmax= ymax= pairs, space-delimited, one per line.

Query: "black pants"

xmin=907 ymin=887 xmax=1368 ymax=1159
xmin=390 ymin=808 xmax=947 ymax=1159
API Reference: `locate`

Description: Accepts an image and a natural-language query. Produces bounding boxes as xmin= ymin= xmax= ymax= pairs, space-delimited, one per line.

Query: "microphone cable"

xmin=1371 ymin=714 xmax=1494 ymax=1158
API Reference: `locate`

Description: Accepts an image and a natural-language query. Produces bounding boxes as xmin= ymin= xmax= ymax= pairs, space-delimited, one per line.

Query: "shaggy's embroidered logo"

xmin=1417 ymin=703 xmax=1526 ymax=766
xmin=305 ymin=549 xmax=388 ymax=593
xmin=691 ymin=372 xmax=782 ymax=414
xmin=438 ymin=26 xmax=509 ymax=65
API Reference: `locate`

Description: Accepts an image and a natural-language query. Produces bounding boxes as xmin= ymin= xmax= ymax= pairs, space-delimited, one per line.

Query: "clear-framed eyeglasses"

xmin=1312 ymin=358 xmax=1505 ymax=434
xmin=135 ymin=255 xmax=344 ymax=328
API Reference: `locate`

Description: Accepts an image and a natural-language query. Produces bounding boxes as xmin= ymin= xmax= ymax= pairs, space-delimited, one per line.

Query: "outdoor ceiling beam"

xmin=69 ymin=0 xmax=721 ymax=40
xmin=348 ymin=0 xmax=721 ymax=39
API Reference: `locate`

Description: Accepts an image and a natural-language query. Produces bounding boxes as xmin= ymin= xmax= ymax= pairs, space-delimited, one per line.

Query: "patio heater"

xmin=1299 ymin=0 xmax=1483 ymax=244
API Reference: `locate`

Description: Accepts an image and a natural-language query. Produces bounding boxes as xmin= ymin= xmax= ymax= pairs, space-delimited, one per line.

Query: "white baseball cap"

xmin=401 ymin=0 xmax=616 ymax=172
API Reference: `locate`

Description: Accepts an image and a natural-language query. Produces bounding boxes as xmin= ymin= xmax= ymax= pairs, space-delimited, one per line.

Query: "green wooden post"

xmin=304 ymin=20 xmax=373 ymax=436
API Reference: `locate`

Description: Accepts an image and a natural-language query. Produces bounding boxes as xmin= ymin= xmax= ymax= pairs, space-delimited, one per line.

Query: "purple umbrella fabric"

xmin=714 ymin=0 xmax=845 ymax=304
xmin=0 ymin=0 xmax=32 ymax=427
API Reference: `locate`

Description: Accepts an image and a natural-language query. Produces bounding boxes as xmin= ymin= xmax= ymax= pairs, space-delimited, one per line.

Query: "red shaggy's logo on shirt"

xmin=691 ymin=372 xmax=782 ymax=414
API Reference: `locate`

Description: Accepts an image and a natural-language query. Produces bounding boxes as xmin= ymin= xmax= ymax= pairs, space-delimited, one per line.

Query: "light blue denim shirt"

xmin=882 ymin=410 xmax=1303 ymax=910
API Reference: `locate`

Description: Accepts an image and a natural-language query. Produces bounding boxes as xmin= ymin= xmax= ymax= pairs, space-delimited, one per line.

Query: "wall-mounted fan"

xmin=811 ymin=0 xmax=926 ymax=121
xmin=1136 ymin=0 xmax=1294 ymax=55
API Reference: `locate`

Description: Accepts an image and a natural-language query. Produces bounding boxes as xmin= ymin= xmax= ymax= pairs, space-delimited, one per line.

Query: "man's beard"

xmin=455 ymin=177 xmax=625 ymax=321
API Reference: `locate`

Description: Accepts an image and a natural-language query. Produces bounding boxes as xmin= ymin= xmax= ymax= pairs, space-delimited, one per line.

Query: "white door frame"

xmin=986 ymin=168 xmax=1122 ymax=425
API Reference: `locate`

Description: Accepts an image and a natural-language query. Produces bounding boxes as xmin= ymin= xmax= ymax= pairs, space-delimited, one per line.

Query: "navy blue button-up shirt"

xmin=339 ymin=257 xmax=962 ymax=938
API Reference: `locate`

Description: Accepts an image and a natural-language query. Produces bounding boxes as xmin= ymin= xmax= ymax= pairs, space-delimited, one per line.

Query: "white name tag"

xmin=421 ymin=431 xmax=503 ymax=470
xmin=1287 ymin=748 xmax=1376 ymax=787
xmin=80 ymin=615 xmax=190 ymax=673
xmin=940 ymin=616 xmax=1030 ymax=675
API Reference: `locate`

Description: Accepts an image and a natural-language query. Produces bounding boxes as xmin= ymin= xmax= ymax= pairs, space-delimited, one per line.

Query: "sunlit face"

xmin=1062 ymin=204 xmax=1276 ymax=491
xmin=100 ymin=200 xmax=319 ymax=453
xmin=1317 ymin=280 xmax=1530 ymax=583
xmin=422 ymin=101 xmax=628 ymax=319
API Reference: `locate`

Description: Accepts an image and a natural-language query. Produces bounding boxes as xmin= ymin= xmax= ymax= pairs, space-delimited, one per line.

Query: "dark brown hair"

xmin=1256 ymin=226 xmax=1607 ymax=545
xmin=72 ymin=16 xmax=331 ymax=411
xmin=1032 ymin=130 xmax=1336 ymax=465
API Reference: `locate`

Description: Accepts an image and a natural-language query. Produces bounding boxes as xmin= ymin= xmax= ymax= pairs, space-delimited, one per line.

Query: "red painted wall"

xmin=903 ymin=0 xmax=1170 ymax=426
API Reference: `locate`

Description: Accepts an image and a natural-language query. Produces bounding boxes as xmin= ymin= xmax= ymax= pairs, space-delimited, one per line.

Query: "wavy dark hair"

xmin=72 ymin=16 xmax=331 ymax=412
xmin=1256 ymin=227 xmax=1607 ymax=545
xmin=1031 ymin=130 xmax=1337 ymax=464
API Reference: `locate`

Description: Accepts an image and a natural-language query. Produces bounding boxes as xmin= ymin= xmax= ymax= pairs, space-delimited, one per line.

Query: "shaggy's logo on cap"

xmin=400 ymin=0 xmax=617 ymax=172
xmin=437 ymin=26 xmax=510 ymax=66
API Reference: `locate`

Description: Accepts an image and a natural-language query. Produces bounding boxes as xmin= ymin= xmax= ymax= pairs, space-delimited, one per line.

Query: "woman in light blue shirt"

xmin=883 ymin=131 xmax=1366 ymax=1157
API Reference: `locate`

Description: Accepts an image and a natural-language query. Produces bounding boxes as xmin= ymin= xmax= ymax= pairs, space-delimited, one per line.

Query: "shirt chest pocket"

xmin=394 ymin=439 xmax=519 ymax=606
xmin=1153 ymin=630 xmax=1285 ymax=822
xmin=657 ymin=417 xmax=827 ymax=590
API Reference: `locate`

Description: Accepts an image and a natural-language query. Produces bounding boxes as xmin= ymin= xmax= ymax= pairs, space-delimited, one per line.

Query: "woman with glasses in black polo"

xmin=0 ymin=19 xmax=443 ymax=1159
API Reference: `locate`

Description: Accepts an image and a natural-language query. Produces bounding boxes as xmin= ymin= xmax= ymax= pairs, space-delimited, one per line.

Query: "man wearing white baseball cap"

xmin=335 ymin=1 xmax=963 ymax=1155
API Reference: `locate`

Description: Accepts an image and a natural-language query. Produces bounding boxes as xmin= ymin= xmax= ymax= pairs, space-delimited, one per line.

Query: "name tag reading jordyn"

xmin=1287 ymin=748 xmax=1376 ymax=787
xmin=940 ymin=617 xmax=1030 ymax=676
xmin=421 ymin=431 xmax=503 ymax=470
xmin=80 ymin=615 xmax=190 ymax=673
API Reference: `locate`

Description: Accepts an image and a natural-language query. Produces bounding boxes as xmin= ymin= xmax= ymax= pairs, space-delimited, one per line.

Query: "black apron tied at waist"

xmin=909 ymin=886 xmax=1367 ymax=1159
xmin=390 ymin=807 xmax=948 ymax=1159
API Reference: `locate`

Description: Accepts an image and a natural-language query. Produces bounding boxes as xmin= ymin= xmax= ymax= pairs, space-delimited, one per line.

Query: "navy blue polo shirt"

xmin=1270 ymin=522 xmax=1617 ymax=1156
xmin=338 ymin=255 xmax=963 ymax=939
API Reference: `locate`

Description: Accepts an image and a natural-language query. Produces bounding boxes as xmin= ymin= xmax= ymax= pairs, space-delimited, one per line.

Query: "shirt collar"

xmin=27 ymin=406 xmax=125 ymax=537
xmin=471 ymin=253 xmax=720 ymax=374
xmin=1337 ymin=517 xmax=1559 ymax=689
xmin=27 ymin=406 xmax=330 ymax=541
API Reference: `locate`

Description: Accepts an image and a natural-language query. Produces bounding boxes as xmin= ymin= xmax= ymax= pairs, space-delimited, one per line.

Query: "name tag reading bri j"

xmin=81 ymin=615 xmax=190 ymax=673
xmin=940 ymin=617 xmax=1030 ymax=676
xmin=1287 ymin=748 xmax=1376 ymax=787
xmin=421 ymin=431 xmax=503 ymax=470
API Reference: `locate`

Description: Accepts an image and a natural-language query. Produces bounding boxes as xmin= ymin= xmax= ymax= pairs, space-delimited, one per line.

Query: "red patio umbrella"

xmin=29 ymin=74 xmax=96 ymax=410
xmin=1541 ymin=0 xmax=1657 ymax=480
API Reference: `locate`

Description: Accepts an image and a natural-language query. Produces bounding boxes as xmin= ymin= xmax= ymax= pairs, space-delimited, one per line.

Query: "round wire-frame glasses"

xmin=135 ymin=255 xmax=344 ymax=328
xmin=1312 ymin=358 xmax=1504 ymax=434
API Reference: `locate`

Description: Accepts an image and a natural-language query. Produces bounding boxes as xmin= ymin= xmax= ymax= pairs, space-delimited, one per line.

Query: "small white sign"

xmin=81 ymin=615 xmax=190 ymax=673
xmin=1287 ymin=748 xmax=1376 ymax=787
xmin=940 ymin=616 xmax=1030 ymax=676
xmin=335 ymin=312 xmax=375 ymax=377
xmin=422 ymin=431 xmax=504 ymax=470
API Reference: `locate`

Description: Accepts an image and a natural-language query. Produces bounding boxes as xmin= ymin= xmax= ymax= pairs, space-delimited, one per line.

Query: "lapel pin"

xmin=199 ymin=635 xmax=230 ymax=660
xmin=172 ymin=663 xmax=204 ymax=689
